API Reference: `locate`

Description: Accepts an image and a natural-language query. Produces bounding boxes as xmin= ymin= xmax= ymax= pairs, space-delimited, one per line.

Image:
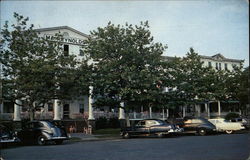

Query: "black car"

xmin=177 ymin=117 xmax=216 ymax=136
xmin=0 ymin=124 xmax=19 ymax=144
xmin=121 ymin=119 xmax=183 ymax=138
xmin=17 ymin=120 xmax=68 ymax=145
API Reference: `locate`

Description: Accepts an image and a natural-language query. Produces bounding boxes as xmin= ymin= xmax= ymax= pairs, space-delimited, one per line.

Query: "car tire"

xmin=37 ymin=135 xmax=46 ymax=145
xmin=54 ymin=140 xmax=63 ymax=145
xmin=198 ymin=128 xmax=206 ymax=136
xmin=225 ymin=130 xmax=233 ymax=134
xmin=123 ymin=132 xmax=130 ymax=139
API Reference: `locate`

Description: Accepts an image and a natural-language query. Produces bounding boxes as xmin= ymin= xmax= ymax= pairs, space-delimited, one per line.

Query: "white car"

xmin=208 ymin=118 xmax=245 ymax=134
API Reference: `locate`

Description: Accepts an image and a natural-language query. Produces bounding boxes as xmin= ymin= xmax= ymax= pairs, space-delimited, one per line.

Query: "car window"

xmin=137 ymin=121 xmax=146 ymax=126
xmin=25 ymin=123 xmax=34 ymax=129
xmin=146 ymin=120 xmax=157 ymax=127
xmin=185 ymin=119 xmax=192 ymax=123
xmin=34 ymin=122 xmax=44 ymax=128
xmin=192 ymin=119 xmax=203 ymax=123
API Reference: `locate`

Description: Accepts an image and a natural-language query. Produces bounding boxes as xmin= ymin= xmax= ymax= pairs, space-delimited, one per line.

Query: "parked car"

xmin=177 ymin=117 xmax=216 ymax=136
xmin=17 ymin=120 xmax=68 ymax=145
xmin=120 ymin=119 xmax=183 ymax=138
xmin=0 ymin=124 xmax=19 ymax=144
xmin=229 ymin=118 xmax=249 ymax=129
xmin=209 ymin=118 xmax=245 ymax=134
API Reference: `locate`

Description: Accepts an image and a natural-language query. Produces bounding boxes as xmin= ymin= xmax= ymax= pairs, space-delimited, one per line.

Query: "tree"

xmin=0 ymin=13 xmax=87 ymax=120
xmin=83 ymin=21 xmax=167 ymax=113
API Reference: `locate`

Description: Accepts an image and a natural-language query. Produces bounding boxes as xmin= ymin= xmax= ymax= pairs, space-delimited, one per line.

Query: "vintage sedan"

xmin=17 ymin=121 xmax=68 ymax=145
xmin=120 ymin=119 xmax=183 ymax=138
xmin=208 ymin=118 xmax=245 ymax=134
xmin=0 ymin=124 xmax=19 ymax=144
xmin=177 ymin=117 xmax=216 ymax=136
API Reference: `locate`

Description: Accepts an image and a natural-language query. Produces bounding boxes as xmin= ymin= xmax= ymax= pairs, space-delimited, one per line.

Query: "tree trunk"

xmin=29 ymin=108 xmax=35 ymax=121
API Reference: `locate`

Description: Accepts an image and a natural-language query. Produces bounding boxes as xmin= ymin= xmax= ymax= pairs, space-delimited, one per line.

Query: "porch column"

xmin=141 ymin=106 xmax=143 ymax=112
xmin=218 ymin=101 xmax=221 ymax=117
xmin=166 ymin=108 xmax=169 ymax=118
xmin=14 ymin=99 xmax=22 ymax=121
xmin=149 ymin=106 xmax=152 ymax=118
xmin=88 ymin=86 xmax=95 ymax=120
xmin=205 ymin=103 xmax=208 ymax=118
xmin=133 ymin=111 xmax=136 ymax=119
xmin=183 ymin=106 xmax=186 ymax=118
xmin=53 ymin=99 xmax=61 ymax=120
xmin=207 ymin=102 xmax=210 ymax=118
xmin=162 ymin=108 xmax=165 ymax=120
xmin=194 ymin=104 xmax=201 ymax=117
xmin=119 ymin=102 xmax=125 ymax=120
xmin=0 ymin=102 xmax=3 ymax=113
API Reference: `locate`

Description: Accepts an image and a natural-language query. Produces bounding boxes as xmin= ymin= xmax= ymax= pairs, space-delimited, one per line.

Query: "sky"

xmin=0 ymin=0 xmax=249 ymax=66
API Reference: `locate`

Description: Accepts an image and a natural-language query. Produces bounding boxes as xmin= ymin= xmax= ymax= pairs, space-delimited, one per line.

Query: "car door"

xmin=183 ymin=119 xmax=195 ymax=132
xmin=18 ymin=122 xmax=36 ymax=143
xmin=134 ymin=120 xmax=149 ymax=134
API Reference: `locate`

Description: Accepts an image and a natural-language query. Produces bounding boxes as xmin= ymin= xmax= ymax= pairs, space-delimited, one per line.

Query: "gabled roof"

xmin=34 ymin=26 xmax=90 ymax=38
xmin=163 ymin=53 xmax=244 ymax=63
xmin=200 ymin=53 xmax=244 ymax=63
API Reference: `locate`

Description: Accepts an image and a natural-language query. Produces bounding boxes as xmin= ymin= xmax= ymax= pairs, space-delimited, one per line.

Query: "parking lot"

xmin=1 ymin=133 xmax=249 ymax=160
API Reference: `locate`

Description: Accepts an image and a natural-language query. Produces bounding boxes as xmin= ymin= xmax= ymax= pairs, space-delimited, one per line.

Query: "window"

xmin=225 ymin=63 xmax=228 ymax=70
xmin=219 ymin=63 xmax=221 ymax=70
xmin=79 ymin=49 xmax=84 ymax=56
xmin=48 ymin=103 xmax=53 ymax=112
xmin=64 ymin=45 xmax=69 ymax=56
xmin=208 ymin=62 xmax=212 ymax=67
xmin=215 ymin=63 xmax=218 ymax=70
xmin=79 ymin=104 xmax=84 ymax=113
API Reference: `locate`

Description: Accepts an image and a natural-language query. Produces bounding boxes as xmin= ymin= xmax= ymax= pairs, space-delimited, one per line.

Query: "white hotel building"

xmin=0 ymin=26 xmax=244 ymax=121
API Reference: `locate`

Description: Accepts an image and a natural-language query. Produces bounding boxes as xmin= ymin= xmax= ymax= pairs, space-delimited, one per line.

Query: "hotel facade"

xmin=0 ymin=26 xmax=245 ymax=122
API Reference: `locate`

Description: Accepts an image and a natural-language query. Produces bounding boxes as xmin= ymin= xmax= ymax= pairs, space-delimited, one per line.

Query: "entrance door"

xmin=63 ymin=104 xmax=70 ymax=119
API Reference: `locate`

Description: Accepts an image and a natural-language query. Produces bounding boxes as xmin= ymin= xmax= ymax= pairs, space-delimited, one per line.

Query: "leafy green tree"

xmin=0 ymin=13 xmax=88 ymax=120
xmin=83 ymin=21 xmax=167 ymax=113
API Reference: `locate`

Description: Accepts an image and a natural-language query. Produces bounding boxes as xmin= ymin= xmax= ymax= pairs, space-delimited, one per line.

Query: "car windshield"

xmin=41 ymin=121 xmax=56 ymax=128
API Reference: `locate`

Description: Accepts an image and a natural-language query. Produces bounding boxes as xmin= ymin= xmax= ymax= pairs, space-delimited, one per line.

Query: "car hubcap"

xmin=226 ymin=130 xmax=232 ymax=134
xmin=38 ymin=137 xmax=45 ymax=145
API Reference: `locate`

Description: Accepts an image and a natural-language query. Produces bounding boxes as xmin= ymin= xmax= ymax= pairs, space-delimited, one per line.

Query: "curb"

xmin=69 ymin=136 xmax=121 ymax=143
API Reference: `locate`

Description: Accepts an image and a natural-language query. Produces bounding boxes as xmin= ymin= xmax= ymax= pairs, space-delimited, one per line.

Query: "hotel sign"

xmin=44 ymin=34 xmax=85 ymax=45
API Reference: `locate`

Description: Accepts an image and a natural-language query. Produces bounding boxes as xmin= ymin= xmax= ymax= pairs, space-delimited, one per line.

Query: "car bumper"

xmin=0 ymin=138 xmax=20 ymax=143
xmin=48 ymin=136 xmax=69 ymax=140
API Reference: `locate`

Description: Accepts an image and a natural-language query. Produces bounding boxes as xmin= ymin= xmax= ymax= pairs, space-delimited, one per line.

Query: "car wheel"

xmin=54 ymin=140 xmax=63 ymax=145
xmin=198 ymin=128 xmax=206 ymax=136
xmin=225 ymin=130 xmax=233 ymax=134
xmin=37 ymin=135 xmax=46 ymax=145
xmin=123 ymin=132 xmax=130 ymax=139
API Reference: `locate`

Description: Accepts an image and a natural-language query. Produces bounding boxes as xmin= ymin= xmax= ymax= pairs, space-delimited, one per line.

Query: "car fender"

xmin=39 ymin=131 xmax=53 ymax=140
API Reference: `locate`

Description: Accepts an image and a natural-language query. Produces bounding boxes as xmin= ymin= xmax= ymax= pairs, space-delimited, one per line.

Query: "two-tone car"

xmin=120 ymin=119 xmax=183 ymax=138
xmin=177 ymin=117 xmax=217 ymax=136
xmin=17 ymin=120 xmax=68 ymax=145
xmin=208 ymin=118 xmax=245 ymax=134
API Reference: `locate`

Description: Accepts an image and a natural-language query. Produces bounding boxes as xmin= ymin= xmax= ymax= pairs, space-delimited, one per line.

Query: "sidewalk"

xmin=68 ymin=133 xmax=121 ymax=142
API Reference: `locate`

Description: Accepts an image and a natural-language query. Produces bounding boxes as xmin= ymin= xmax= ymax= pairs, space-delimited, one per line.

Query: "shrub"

xmin=225 ymin=112 xmax=240 ymax=120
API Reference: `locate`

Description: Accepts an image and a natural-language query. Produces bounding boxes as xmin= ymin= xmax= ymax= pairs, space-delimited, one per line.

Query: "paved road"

xmin=1 ymin=133 xmax=249 ymax=160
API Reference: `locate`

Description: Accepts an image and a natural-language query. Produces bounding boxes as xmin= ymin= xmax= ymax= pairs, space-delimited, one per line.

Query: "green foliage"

xmin=84 ymin=21 xmax=167 ymax=110
xmin=225 ymin=112 xmax=240 ymax=120
xmin=0 ymin=13 xmax=90 ymax=120
xmin=95 ymin=117 xmax=120 ymax=129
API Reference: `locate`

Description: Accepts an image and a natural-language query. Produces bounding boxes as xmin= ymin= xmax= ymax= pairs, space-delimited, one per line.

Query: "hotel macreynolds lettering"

xmin=44 ymin=34 xmax=85 ymax=45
